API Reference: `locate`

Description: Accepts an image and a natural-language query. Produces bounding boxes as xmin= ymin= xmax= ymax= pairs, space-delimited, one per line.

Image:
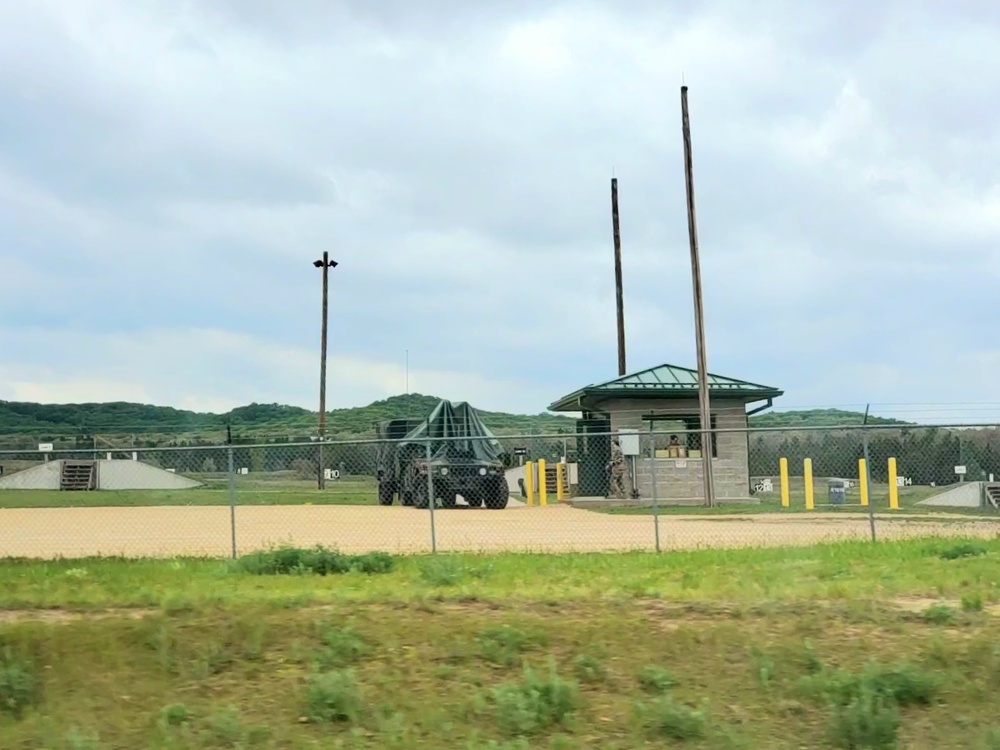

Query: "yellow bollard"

xmin=804 ymin=458 xmax=814 ymax=510
xmin=556 ymin=462 xmax=566 ymax=502
xmin=779 ymin=457 xmax=789 ymax=508
xmin=524 ymin=461 xmax=535 ymax=506
xmin=887 ymin=457 xmax=899 ymax=510
xmin=859 ymin=458 xmax=869 ymax=506
xmin=538 ymin=459 xmax=548 ymax=506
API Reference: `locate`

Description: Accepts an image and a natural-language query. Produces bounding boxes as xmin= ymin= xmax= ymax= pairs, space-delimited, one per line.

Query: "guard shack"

xmin=547 ymin=363 xmax=783 ymax=504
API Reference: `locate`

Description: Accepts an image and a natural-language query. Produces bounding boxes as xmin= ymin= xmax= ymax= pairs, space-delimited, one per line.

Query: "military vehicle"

xmin=374 ymin=400 xmax=510 ymax=509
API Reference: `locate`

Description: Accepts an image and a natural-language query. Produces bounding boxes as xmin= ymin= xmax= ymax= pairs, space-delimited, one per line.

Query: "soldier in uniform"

xmin=607 ymin=437 xmax=626 ymax=499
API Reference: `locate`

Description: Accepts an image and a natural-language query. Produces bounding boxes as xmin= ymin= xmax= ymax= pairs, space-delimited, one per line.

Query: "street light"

xmin=314 ymin=251 xmax=338 ymax=489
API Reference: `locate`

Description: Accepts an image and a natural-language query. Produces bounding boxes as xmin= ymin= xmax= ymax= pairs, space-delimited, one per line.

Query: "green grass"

xmin=0 ymin=539 xmax=997 ymax=747
xmin=1 ymin=538 xmax=999 ymax=611
xmin=0 ymin=475 xmax=377 ymax=508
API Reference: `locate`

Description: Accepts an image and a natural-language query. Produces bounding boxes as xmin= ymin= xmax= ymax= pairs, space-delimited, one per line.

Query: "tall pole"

xmin=611 ymin=177 xmax=627 ymax=376
xmin=680 ymin=85 xmax=716 ymax=508
xmin=314 ymin=251 xmax=337 ymax=490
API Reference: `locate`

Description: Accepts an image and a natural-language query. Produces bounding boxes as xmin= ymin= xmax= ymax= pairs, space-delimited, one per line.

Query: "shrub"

xmin=636 ymin=697 xmax=707 ymax=741
xmin=939 ymin=542 xmax=987 ymax=560
xmin=304 ymin=670 xmax=363 ymax=724
xmin=234 ymin=546 xmax=393 ymax=576
xmin=0 ymin=658 xmax=38 ymax=718
xmin=417 ymin=556 xmax=467 ymax=586
xmin=491 ymin=664 xmax=579 ymax=736
xmin=315 ymin=623 xmax=369 ymax=669
xmin=159 ymin=703 xmax=193 ymax=728
xmin=572 ymin=653 xmax=608 ymax=684
xmin=961 ymin=593 xmax=984 ymax=612
xmin=829 ymin=685 xmax=900 ymax=750
xmin=637 ymin=665 xmax=677 ymax=694
xmin=207 ymin=706 xmax=269 ymax=746
xmin=921 ymin=604 xmax=957 ymax=625
xmin=478 ymin=625 xmax=546 ymax=667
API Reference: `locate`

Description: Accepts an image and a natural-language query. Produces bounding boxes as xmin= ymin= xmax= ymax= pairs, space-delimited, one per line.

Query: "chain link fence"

xmin=1 ymin=425 xmax=999 ymax=559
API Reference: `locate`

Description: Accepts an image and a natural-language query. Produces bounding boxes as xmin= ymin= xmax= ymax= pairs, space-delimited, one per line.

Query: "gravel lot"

xmin=2 ymin=504 xmax=999 ymax=558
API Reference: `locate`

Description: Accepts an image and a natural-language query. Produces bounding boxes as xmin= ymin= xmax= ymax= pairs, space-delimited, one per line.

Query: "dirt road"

xmin=2 ymin=504 xmax=998 ymax=558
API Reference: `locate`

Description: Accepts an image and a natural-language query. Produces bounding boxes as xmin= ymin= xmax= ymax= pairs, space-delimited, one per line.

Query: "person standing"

xmin=607 ymin=437 xmax=626 ymax=499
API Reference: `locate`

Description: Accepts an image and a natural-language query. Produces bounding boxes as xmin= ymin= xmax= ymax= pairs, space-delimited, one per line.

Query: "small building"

xmin=547 ymin=363 xmax=783 ymax=503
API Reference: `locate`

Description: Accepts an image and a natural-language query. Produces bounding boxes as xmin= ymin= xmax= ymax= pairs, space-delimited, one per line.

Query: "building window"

xmin=641 ymin=414 xmax=718 ymax=458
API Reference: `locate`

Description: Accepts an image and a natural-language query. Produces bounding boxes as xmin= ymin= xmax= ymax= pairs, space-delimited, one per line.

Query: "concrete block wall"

xmin=602 ymin=398 xmax=752 ymax=503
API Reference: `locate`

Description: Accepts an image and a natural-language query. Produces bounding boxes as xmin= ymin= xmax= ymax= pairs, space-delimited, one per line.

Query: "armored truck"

xmin=374 ymin=400 xmax=509 ymax=510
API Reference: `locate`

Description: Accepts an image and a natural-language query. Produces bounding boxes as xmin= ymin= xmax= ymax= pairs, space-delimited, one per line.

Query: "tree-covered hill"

xmin=749 ymin=408 xmax=911 ymax=428
xmin=0 ymin=396 xmax=911 ymax=447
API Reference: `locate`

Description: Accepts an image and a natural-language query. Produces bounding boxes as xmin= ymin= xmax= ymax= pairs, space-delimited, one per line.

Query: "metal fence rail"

xmin=1 ymin=424 xmax=998 ymax=559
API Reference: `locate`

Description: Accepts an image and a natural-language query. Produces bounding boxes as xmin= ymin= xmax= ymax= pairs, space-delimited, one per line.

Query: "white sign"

xmin=955 ymin=465 xmax=967 ymax=476
xmin=617 ymin=429 xmax=641 ymax=457
xmin=38 ymin=443 xmax=53 ymax=452
xmin=676 ymin=459 xmax=688 ymax=469
xmin=753 ymin=479 xmax=774 ymax=493
xmin=324 ymin=469 xmax=341 ymax=481
xmin=239 ymin=468 xmax=249 ymax=475
xmin=896 ymin=476 xmax=913 ymax=487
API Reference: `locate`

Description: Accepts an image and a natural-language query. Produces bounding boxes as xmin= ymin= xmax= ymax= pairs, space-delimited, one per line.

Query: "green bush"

xmin=234 ymin=546 xmax=393 ymax=576
xmin=636 ymin=697 xmax=707 ymax=741
xmin=829 ymin=686 xmax=900 ymax=750
xmin=304 ymin=670 xmax=363 ymax=724
xmin=478 ymin=625 xmax=546 ymax=667
xmin=637 ymin=665 xmax=677 ymax=694
xmin=939 ymin=542 xmax=987 ymax=560
xmin=572 ymin=653 xmax=608 ymax=684
xmin=491 ymin=664 xmax=579 ymax=736
xmin=0 ymin=658 xmax=38 ymax=718
xmin=314 ymin=623 xmax=369 ymax=669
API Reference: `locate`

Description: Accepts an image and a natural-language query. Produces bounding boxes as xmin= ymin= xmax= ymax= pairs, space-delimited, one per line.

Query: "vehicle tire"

xmin=484 ymin=476 xmax=510 ymax=510
xmin=440 ymin=493 xmax=458 ymax=509
xmin=378 ymin=483 xmax=394 ymax=506
xmin=401 ymin=491 xmax=414 ymax=507
xmin=464 ymin=492 xmax=484 ymax=508
xmin=412 ymin=481 xmax=430 ymax=510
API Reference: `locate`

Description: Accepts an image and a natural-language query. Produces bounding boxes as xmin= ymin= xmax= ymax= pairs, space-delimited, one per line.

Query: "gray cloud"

xmin=1 ymin=0 xmax=999 ymax=420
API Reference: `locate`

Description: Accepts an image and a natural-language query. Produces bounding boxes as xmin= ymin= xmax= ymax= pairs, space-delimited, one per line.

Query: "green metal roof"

xmin=547 ymin=363 xmax=783 ymax=412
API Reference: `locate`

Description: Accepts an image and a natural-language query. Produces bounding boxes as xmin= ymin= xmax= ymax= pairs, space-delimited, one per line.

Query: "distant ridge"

xmin=0 ymin=395 xmax=910 ymax=443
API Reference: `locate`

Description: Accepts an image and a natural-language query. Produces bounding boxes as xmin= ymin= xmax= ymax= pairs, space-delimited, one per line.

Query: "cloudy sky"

xmin=1 ymin=0 xmax=998 ymax=422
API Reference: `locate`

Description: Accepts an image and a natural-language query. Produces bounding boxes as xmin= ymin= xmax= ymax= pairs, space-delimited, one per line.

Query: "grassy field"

xmin=2 ymin=539 xmax=1000 ymax=747
xmin=0 ymin=474 xmax=377 ymax=508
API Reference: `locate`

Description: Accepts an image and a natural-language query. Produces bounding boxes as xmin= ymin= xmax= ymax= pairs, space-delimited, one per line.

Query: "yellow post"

xmin=803 ymin=458 xmax=814 ymax=510
xmin=524 ymin=461 xmax=535 ymax=506
xmin=779 ymin=457 xmax=789 ymax=508
xmin=887 ymin=457 xmax=899 ymax=509
xmin=859 ymin=458 xmax=869 ymax=506
xmin=556 ymin=462 xmax=566 ymax=502
xmin=538 ymin=459 xmax=548 ymax=506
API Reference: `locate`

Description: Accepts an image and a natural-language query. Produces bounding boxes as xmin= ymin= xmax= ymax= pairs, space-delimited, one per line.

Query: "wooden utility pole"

xmin=680 ymin=85 xmax=716 ymax=508
xmin=611 ymin=177 xmax=627 ymax=376
xmin=313 ymin=251 xmax=338 ymax=490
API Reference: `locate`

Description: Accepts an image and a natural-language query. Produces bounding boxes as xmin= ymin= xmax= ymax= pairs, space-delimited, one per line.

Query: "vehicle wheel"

xmin=484 ymin=476 xmax=509 ymax=510
xmin=378 ymin=483 xmax=394 ymax=506
xmin=440 ymin=493 xmax=458 ymax=509
xmin=412 ymin=481 xmax=430 ymax=509
xmin=464 ymin=492 xmax=483 ymax=508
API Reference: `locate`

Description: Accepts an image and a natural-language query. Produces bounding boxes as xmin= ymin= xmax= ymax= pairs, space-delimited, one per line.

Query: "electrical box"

xmin=617 ymin=429 xmax=641 ymax=457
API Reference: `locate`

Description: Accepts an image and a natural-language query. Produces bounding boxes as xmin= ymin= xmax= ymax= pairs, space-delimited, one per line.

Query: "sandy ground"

xmin=2 ymin=504 xmax=999 ymax=558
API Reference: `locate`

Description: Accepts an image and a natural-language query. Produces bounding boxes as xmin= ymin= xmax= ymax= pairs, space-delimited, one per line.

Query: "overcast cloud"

xmin=1 ymin=0 xmax=998 ymax=422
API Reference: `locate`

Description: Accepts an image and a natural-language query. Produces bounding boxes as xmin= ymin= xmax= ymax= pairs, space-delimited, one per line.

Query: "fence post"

xmin=226 ymin=444 xmax=237 ymax=559
xmin=525 ymin=461 xmax=535 ymax=506
xmin=649 ymin=424 xmax=661 ymax=553
xmin=425 ymin=440 xmax=437 ymax=553
xmin=861 ymin=433 xmax=876 ymax=543
xmin=887 ymin=457 xmax=899 ymax=510
xmin=556 ymin=462 xmax=566 ymax=502
xmin=803 ymin=458 xmax=814 ymax=511
xmin=538 ymin=459 xmax=548 ymax=506
xmin=779 ymin=457 xmax=789 ymax=508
